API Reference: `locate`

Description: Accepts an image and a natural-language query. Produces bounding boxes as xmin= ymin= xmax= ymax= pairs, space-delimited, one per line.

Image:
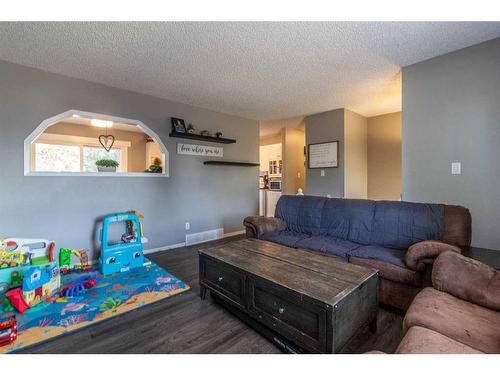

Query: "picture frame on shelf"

xmin=171 ymin=117 xmax=186 ymax=133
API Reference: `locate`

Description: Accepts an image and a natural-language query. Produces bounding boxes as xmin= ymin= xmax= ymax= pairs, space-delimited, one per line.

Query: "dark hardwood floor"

xmin=19 ymin=236 xmax=404 ymax=354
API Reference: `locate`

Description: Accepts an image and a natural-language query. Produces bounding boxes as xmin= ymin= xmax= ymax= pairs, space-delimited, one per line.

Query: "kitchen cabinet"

xmin=260 ymin=143 xmax=282 ymax=177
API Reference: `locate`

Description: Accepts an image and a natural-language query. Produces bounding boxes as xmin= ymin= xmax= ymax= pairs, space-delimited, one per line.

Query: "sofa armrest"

xmin=243 ymin=216 xmax=286 ymax=238
xmin=432 ymin=251 xmax=500 ymax=311
xmin=405 ymin=240 xmax=461 ymax=272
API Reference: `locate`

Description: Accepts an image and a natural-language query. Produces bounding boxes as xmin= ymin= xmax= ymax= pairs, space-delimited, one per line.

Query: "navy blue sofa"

xmin=243 ymin=195 xmax=471 ymax=310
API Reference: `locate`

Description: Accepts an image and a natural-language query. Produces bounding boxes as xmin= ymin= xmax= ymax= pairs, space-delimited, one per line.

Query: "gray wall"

xmin=305 ymin=108 xmax=344 ymax=197
xmin=0 ymin=60 xmax=259 ymax=258
xmin=403 ymin=37 xmax=500 ymax=249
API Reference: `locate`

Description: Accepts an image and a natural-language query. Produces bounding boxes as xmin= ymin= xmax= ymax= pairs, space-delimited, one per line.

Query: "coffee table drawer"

xmin=247 ymin=277 xmax=327 ymax=352
xmin=200 ymin=256 xmax=245 ymax=307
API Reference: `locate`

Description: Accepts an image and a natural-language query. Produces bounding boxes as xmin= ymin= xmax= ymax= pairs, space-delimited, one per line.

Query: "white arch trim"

xmin=24 ymin=109 xmax=169 ymax=177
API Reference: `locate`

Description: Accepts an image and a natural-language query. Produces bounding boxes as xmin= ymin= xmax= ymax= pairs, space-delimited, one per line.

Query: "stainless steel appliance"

xmin=269 ymin=179 xmax=282 ymax=191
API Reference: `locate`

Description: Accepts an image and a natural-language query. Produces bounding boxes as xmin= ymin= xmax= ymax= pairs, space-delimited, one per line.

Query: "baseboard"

xmin=142 ymin=229 xmax=244 ymax=256
xmin=143 ymin=241 xmax=186 ymax=255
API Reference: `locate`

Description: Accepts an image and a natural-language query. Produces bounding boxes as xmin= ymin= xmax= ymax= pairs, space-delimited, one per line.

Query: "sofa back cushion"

xmin=274 ymin=196 xmax=467 ymax=250
xmin=320 ymin=198 xmax=375 ymax=245
xmin=370 ymin=201 xmax=444 ymax=249
xmin=275 ymin=195 xmax=326 ymax=235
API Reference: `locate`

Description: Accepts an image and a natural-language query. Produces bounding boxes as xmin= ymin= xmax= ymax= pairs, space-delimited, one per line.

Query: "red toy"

xmin=0 ymin=314 xmax=17 ymax=347
xmin=5 ymin=288 xmax=30 ymax=314
xmin=83 ymin=278 xmax=97 ymax=289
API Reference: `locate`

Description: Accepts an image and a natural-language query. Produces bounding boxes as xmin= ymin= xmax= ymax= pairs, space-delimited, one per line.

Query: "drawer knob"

xmin=278 ymin=307 xmax=285 ymax=314
xmin=218 ymin=276 xmax=224 ymax=282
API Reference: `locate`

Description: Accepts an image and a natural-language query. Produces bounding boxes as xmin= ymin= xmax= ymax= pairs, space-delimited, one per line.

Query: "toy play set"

xmin=59 ymin=248 xmax=91 ymax=274
xmin=0 ymin=210 xmax=150 ymax=347
xmin=0 ymin=239 xmax=56 ymax=295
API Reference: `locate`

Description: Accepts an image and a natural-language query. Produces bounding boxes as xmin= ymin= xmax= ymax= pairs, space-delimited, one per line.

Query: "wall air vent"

xmin=185 ymin=228 xmax=224 ymax=246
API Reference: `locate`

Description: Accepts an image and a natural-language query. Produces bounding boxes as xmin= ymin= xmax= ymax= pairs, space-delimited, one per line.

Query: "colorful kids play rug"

xmin=0 ymin=259 xmax=189 ymax=353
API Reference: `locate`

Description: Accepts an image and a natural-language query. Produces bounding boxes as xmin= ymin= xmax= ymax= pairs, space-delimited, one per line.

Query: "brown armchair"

xmin=399 ymin=251 xmax=500 ymax=353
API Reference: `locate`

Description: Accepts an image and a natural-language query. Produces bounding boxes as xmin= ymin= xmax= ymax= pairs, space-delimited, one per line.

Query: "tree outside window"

xmin=35 ymin=143 xmax=80 ymax=172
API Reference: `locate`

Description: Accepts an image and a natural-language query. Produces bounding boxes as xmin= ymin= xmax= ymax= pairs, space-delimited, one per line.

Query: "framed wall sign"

xmin=308 ymin=141 xmax=339 ymax=169
xmin=177 ymin=143 xmax=223 ymax=157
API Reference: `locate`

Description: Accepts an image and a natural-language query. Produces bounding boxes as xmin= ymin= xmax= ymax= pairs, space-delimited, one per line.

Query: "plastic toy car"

xmin=0 ymin=314 xmax=17 ymax=347
xmin=83 ymin=278 xmax=97 ymax=289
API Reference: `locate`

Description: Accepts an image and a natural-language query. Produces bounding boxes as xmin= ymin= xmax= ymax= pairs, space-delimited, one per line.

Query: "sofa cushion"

xmin=403 ymin=287 xmax=500 ymax=353
xmin=432 ymin=251 xmax=500 ymax=311
xmin=275 ymin=195 xmax=326 ymax=235
xmin=295 ymin=236 xmax=360 ymax=258
xmin=321 ymin=198 xmax=375 ymax=245
xmin=259 ymin=230 xmax=309 ymax=248
xmin=349 ymin=257 xmax=423 ymax=287
xmin=347 ymin=245 xmax=406 ymax=267
xmin=370 ymin=201 xmax=444 ymax=249
xmin=396 ymin=326 xmax=483 ymax=354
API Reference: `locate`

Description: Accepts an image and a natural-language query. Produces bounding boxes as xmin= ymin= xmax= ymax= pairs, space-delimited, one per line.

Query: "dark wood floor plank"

xmin=17 ymin=235 xmax=402 ymax=354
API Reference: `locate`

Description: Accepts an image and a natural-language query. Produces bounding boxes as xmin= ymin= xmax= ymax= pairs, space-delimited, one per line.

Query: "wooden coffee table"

xmin=199 ymin=238 xmax=378 ymax=353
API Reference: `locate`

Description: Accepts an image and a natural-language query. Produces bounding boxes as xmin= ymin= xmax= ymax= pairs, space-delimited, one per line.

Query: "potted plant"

xmin=144 ymin=157 xmax=163 ymax=173
xmin=95 ymin=159 xmax=119 ymax=172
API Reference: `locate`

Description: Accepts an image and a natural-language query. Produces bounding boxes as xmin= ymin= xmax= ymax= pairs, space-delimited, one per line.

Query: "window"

xmin=31 ymin=133 xmax=128 ymax=173
xmin=30 ymin=270 xmax=41 ymax=283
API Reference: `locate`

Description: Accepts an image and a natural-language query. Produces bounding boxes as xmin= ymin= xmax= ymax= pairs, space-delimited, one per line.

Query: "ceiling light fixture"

xmin=91 ymin=119 xmax=113 ymax=128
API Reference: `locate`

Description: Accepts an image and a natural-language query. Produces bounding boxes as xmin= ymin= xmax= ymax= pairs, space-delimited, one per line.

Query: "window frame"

xmin=32 ymin=133 xmax=129 ymax=173
xmin=24 ymin=110 xmax=169 ymax=177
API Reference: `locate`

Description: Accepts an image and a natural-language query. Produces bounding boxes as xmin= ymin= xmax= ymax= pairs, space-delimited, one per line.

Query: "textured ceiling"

xmin=0 ymin=22 xmax=499 ymax=120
